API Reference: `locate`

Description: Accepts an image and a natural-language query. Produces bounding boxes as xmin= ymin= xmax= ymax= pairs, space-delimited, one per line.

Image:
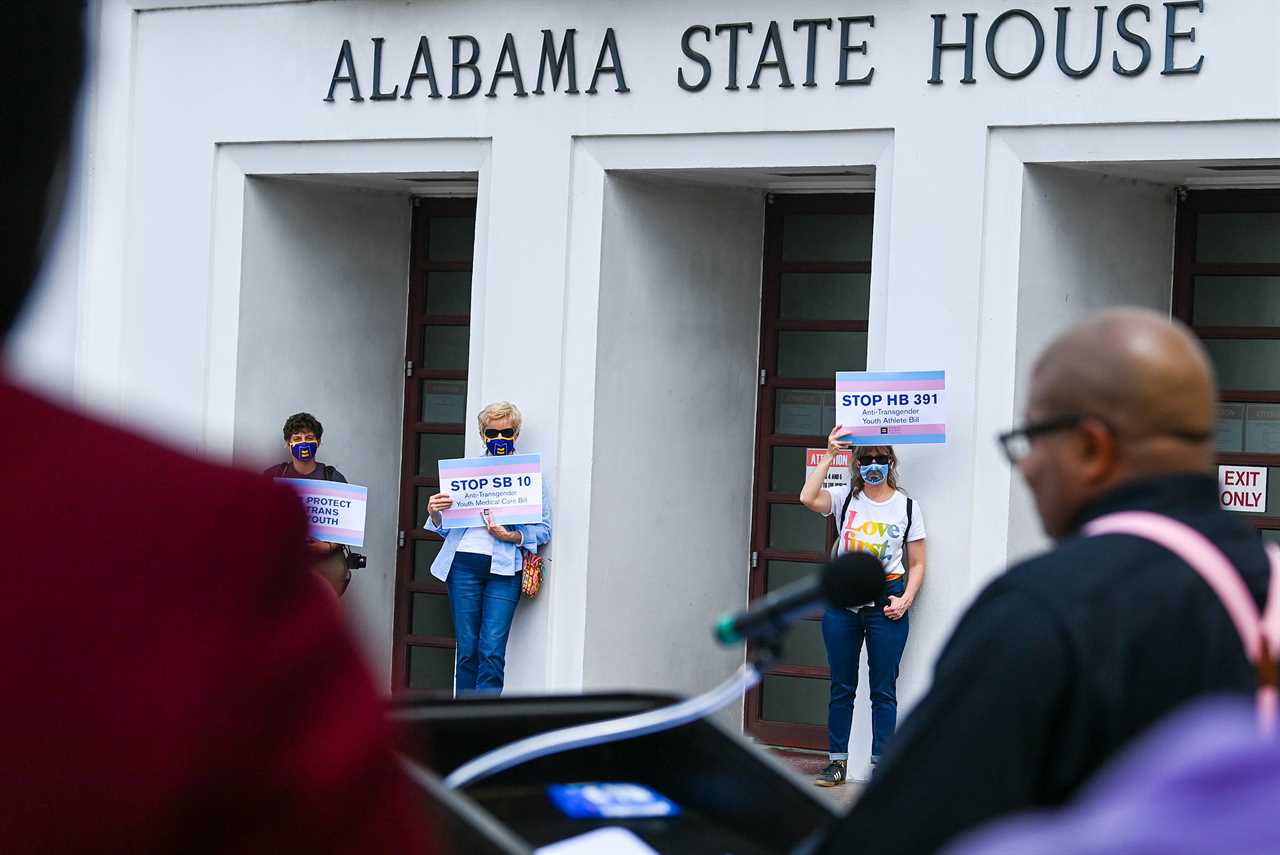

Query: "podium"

xmin=394 ymin=692 xmax=839 ymax=854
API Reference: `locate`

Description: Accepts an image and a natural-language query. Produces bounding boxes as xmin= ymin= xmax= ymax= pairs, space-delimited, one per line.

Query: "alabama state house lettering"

xmin=322 ymin=3 xmax=1205 ymax=103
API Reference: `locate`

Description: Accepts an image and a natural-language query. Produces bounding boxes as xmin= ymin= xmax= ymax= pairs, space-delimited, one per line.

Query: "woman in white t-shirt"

xmin=799 ymin=426 xmax=927 ymax=787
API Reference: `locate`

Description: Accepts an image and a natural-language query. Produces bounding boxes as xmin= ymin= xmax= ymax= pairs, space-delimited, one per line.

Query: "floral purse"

xmin=520 ymin=549 xmax=544 ymax=598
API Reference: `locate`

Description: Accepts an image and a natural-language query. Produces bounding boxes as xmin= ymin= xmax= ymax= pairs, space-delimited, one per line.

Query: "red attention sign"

xmin=1218 ymin=465 xmax=1268 ymax=515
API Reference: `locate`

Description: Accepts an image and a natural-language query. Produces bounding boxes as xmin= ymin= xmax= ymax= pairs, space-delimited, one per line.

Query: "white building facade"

xmin=14 ymin=0 xmax=1280 ymax=756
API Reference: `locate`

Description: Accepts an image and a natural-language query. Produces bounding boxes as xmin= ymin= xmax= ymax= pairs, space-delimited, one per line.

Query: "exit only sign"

xmin=1219 ymin=465 xmax=1268 ymax=514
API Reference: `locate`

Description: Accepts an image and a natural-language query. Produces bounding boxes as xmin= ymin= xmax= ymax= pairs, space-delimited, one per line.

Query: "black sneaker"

xmin=814 ymin=760 xmax=847 ymax=787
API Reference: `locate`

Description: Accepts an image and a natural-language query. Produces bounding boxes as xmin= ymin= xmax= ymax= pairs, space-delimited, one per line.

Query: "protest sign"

xmin=835 ymin=370 xmax=946 ymax=445
xmin=438 ymin=453 xmax=543 ymax=528
xmin=275 ymin=479 xmax=368 ymax=547
xmin=806 ymin=449 xmax=852 ymax=490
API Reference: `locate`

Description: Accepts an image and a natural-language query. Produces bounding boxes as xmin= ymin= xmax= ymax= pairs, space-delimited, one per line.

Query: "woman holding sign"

xmin=800 ymin=427 xmax=927 ymax=787
xmin=424 ymin=401 xmax=552 ymax=694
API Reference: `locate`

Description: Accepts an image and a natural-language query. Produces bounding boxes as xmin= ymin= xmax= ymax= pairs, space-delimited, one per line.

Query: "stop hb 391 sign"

xmin=1218 ymin=465 xmax=1267 ymax=514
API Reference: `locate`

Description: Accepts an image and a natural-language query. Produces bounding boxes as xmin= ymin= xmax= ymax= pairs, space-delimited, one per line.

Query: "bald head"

xmin=1032 ymin=308 xmax=1216 ymax=455
xmin=1019 ymin=309 xmax=1218 ymax=539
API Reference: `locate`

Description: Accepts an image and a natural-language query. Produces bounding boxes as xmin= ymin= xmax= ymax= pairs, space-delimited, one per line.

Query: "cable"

xmin=442 ymin=662 xmax=763 ymax=790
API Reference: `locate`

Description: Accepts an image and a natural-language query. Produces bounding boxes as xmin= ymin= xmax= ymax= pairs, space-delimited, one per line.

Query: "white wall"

xmin=232 ymin=177 xmax=411 ymax=687
xmin=20 ymin=0 xmax=1280 ymax=735
xmin=583 ymin=174 xmax=763 ymax=724
xmin=1006 ymin=166 xmax=1177 ymax=563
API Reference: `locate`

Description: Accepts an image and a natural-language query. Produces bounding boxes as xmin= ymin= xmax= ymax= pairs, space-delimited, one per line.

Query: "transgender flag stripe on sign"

xmin=837 ymin=379 xmax=945 ymax=392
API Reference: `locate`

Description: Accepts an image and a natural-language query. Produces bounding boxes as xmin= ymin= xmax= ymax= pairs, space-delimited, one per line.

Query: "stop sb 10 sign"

xmin=1218 ymin=465 xmax=1267 ymax=514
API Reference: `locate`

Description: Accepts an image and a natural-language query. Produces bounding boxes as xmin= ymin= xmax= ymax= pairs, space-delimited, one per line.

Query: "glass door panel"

xmin=780 ymin=273 xmax=871 ymax=320
xmin=761 ymin=675 xmax=830 ymax=728
xmin=1193 ymin=276 xmax=1280 ymax=327
xmin=775 ymin=389 xmax=836 ymax=436
xmin=777 ymin=331 xmax=868 ymax=378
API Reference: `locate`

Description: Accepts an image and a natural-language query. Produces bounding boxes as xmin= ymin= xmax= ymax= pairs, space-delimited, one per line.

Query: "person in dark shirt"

xmin=815 ymin=308 xmax=1269 ymax=855
xmin=1 ymin=8 xmax=433 ymax=851
xmin=264 ymin=412 xmax=352 ymax=595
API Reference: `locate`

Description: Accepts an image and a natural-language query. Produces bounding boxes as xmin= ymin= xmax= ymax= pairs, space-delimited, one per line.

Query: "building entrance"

xmin=392 ymin=197 xmax=478 ymax=695
xmin=745 ymin=194 xmax=873 ymax=750
xmin=1176 ymin=190 xmax=1280 ymax=543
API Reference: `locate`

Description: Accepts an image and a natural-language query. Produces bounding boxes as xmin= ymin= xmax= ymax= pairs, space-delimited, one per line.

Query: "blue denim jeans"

xmin=446 ymin=551 xmax=522 ymax=694
xmin=822 ymin=578 xmax=909 ymax=761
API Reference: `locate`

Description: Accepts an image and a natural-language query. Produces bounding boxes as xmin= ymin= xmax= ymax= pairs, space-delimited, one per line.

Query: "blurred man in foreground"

xmin=817 ymin=309 xmax=1271 ymax=855
xmin=1 ymin=7 xmax=432 ymax=851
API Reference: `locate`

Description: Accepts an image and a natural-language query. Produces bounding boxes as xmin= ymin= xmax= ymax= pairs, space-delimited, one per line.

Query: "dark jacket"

xmin=1 ymin=379 xmax=433 ymax=853
xmin=817 ymin=473 xmax=1269 ymax=855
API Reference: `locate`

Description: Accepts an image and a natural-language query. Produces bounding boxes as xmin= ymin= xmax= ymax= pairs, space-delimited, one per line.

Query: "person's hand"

xmin=482 ymin=510 xmax=520 ymax=544
xmin=826 ymin=425 xmax=852 ymax=460
xmin=305 ymin=537 xmax=338 ymax=555
xmin=427 ymin=493 xmax=453 ymax=514
xmin=884 ymin=595 xmax=912 ymax=621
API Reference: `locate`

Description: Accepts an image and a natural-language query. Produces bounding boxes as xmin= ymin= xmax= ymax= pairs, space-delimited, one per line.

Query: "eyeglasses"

xmin=484 ymin=428 xmax=516 ymax=440
xmin=998 ymin=415 xmax=1214 ymax=466
xmin=997 ymin=415 xmax=1085 ymax=465
xmin=857 ymin=455 xmax=892 ymax=466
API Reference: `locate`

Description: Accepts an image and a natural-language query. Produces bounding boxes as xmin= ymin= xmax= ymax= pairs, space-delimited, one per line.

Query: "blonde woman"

xmin=424 ymin=402 xmax=551 ymax=694
xmin=799 ymin=427 xmax=927 ymax=786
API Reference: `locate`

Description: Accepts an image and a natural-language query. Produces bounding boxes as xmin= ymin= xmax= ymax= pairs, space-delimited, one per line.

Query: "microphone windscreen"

xmin=821 ymin=552 xmax=885 ymax=609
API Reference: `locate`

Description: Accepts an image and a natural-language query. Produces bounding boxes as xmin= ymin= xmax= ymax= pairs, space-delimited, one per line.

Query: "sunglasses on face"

xmin=858 ymin=455 xmax=892 ymax=466
xmin=484 ymin=428 xmax=517 ymax=439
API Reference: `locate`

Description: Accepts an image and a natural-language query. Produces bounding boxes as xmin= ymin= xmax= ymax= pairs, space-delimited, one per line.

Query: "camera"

xmin=344 ymin=549 xmax=367 ymax=570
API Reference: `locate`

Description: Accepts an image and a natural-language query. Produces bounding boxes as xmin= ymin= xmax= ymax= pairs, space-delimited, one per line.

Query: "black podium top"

xmin=394 ymin=692 xmax=838 ymax=855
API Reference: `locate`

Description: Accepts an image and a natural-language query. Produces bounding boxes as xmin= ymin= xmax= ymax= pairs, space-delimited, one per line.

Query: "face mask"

xmin=486 ymin=438 xmax=516 ymax=456
xmin=859 ymin=463 xmax=889 ymax=485
xmin=290 ymin=440 xmax=319 ymax=462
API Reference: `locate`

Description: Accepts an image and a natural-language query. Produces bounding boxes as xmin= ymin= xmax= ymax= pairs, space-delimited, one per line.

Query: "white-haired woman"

xmin=424 ymin=401 xmax=551 ymax=694
xmin=800 ymin=429 xmax=927 ymax=786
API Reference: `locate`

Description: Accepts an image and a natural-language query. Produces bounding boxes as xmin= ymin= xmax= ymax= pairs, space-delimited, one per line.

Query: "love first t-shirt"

xmin=823 ymin=487 xmax=926 ymax=582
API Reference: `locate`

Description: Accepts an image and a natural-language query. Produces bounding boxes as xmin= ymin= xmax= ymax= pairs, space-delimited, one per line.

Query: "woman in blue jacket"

xmin=425 ymin=401 xmax=551 ymax=694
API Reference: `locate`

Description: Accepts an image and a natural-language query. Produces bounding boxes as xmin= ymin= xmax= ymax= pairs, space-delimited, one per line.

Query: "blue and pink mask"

xmin=859 ymin=463 xmax=890 ymax=485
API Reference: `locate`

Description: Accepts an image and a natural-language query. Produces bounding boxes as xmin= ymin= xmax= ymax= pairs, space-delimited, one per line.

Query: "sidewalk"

xmin=768 ymin=748 xmax=864 ymax=810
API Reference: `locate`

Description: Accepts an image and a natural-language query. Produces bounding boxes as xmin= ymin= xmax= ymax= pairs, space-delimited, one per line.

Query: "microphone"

xmin=435 ymin=552 xmax=886 ymax=791
xmin=713 ymin=552 xmax=885 ymax=646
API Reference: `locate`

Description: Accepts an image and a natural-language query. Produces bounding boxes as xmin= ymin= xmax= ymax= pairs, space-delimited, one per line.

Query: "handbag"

xmin=520 ymin=549 xmax=544 ymax=598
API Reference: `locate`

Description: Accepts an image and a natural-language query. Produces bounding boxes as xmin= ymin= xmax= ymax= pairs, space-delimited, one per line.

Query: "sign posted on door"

xmin=1218 ymin=465 xmax=1267 ymax=514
